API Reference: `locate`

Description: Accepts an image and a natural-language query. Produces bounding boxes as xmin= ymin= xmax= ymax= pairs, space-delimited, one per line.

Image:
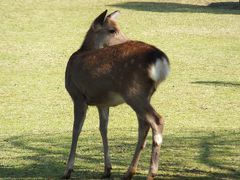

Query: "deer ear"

xmin=93 ymin=10 xmax=108 ymax=27
xmin=107 ymin=10 xmax=120 ymax=21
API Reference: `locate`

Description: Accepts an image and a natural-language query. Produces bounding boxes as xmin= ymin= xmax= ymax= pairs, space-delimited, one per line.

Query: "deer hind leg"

xmin=123 ymin=115 xmax=150 ymax=180
xmin=146 ymin=108 xmax=164 ymax=180
xmin=63 ymin=96 xmax=88 ymax=179
xmin=124 ymin=98 xmax=164 ymax=180
xmin=98 ymin=107 xmax=112 ymax=178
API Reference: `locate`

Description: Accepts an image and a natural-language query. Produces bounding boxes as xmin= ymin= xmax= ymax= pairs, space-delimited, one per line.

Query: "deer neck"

xmin=79 ymin=29 xmax=129 ymax=53
xmin=79 ymin=29 xmax=103 ymax=52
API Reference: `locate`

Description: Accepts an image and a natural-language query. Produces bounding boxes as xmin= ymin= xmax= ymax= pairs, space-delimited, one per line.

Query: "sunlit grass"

xmin=0 ymin=0 xmax=240 ymax=179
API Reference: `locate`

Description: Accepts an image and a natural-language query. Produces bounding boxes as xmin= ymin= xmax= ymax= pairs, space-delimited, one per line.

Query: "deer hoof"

xmin=122 ymin=172 xmax=134 ymax=180
xmin=123 ymin=167 xmax=136 ymax=180
xmin=147 ymin=173 xmax=157 ymax=180
xmin=101 ymin=167 xmax=111 ymax=179
xmin=62 ymin=169 xmax=73 ymax=179
xmin=122 ymin=175 xmax=133 ymax=180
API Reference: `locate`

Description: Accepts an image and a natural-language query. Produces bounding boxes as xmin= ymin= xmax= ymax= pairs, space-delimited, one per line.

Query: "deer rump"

xmin=66 ymin=40 xmax=169 ymax=107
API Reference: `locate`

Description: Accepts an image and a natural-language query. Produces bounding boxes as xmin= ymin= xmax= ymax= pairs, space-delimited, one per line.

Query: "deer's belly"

xmin=106 ymin=92 xmax=125 ymax=106
xmin=86 ymin=92 xmax=125 ymax=107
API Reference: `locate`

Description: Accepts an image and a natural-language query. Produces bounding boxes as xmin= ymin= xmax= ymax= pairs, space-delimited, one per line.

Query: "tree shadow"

xmin=199 ymin=131 xmax=240 ymax=179
xmin=109 ymin=2 xmax=240 ymax=15
xmin=0 ymin=133 xmax=68 ymax=179
xmin=191 ymin=80 xmax=240 ymax=87
xmin=0 ymin=132 xmax=138 ymax=179
xmin=1 ymin=129 xmax=240 ymax=179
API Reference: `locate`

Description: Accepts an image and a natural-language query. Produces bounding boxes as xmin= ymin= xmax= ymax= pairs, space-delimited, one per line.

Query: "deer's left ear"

xmin=107 ymin=10 xmax=120 ymax=21
xmin=92 ymin=10 xmax=108 ymax=30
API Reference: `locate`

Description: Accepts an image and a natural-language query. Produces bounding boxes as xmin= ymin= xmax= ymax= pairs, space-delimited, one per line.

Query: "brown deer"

xmin=63 ymin=10 xmax=170 ymax=180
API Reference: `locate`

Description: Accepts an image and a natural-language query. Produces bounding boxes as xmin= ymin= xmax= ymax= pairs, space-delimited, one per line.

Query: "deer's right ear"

xmin=92 ymin=10 xmax=108 ymax=30
xmin=107 ymin=10 xmax=120 ymax=21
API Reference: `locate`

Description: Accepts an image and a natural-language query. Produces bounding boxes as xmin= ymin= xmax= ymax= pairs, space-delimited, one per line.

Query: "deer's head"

xmin=81 ymin=10 xmax=128 ymax=51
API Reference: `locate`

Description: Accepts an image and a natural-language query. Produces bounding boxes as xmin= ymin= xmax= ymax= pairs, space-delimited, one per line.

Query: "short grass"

xmin=0 ymin=0 xmax=240 ymax=179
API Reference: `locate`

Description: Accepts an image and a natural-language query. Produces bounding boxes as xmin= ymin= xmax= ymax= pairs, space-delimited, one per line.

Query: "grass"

xmin=0 ymin=0 xmax=240 ymax=179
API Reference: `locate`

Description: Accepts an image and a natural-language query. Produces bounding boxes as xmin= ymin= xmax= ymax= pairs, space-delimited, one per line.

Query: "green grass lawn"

xmin=0 ymin=0 xmax=240 ymax=179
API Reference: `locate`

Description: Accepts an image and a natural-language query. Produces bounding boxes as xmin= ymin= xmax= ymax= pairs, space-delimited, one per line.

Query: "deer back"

xmin=66 ymin=41 xmax=169 ymax=107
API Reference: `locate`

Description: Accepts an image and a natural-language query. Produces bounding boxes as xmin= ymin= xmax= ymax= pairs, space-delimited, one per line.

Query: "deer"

xmin=63 ymin=10 xmax=170 ymax=180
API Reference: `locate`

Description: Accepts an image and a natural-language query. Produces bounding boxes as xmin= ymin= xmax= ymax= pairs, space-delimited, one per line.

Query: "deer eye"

xmin=108 ymin=29 xmax=116 ymax=34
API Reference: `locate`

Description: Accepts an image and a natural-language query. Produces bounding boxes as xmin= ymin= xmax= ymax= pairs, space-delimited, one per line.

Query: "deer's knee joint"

xmin=146 ymin=111 xmax=164 ymax=126
xmin=154 ymin=115 xmax=164 ymax=126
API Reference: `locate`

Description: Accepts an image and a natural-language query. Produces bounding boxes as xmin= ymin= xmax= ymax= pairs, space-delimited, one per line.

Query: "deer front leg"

xmin=123 ymin=116 xmax=150 ymax=180
xmin=63 ymin=99 xmax=88 ymax=179
xmin=98 ymin=107 xmax=112 ymax=178
xmin=146 ymin=110 xmax=164 ymax=180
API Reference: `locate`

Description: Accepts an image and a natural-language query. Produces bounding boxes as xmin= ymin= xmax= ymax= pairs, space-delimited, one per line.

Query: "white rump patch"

xmin=149 ymin=58 xmax=169 ymax=83
xmin=154 ymin=134 xmax=163 ymax=146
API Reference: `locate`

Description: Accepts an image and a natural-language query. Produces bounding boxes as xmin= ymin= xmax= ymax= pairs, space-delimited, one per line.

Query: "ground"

xmin=0 ymin=0 xmax=240 ymax=179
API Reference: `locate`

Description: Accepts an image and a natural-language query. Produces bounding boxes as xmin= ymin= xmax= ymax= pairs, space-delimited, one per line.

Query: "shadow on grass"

xmin=199 ymin=132 xmax=240 ymax=179
xmin=1 ymin=130 xmax=240 ymax=179
xmin=192 ymin=80 xmax=240 ymax=87
xmin=109 ymin=2 xmax=240 ymax=15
